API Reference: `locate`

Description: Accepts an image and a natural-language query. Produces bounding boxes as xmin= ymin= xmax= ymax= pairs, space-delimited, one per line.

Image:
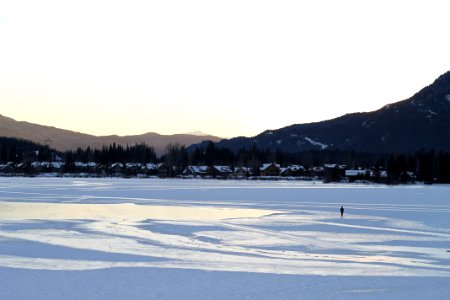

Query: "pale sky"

xmin=1 ymin=0 xmax=449 ymax=138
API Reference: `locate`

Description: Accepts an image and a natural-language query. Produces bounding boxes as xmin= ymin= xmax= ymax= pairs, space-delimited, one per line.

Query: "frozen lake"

xmin=0 ymin=178 xmax=449 ymax=299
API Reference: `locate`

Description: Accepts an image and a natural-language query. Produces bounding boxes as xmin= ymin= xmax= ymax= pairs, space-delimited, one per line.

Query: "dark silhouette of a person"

xmin=340 ymin=206 xmax=344 ymax=217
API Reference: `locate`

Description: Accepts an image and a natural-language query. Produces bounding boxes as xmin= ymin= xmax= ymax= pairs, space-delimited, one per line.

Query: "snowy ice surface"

xmin=305 ymin=137 xmax=329 ymax=150
xmin=1 ymin=178 xmax=450 ymax=299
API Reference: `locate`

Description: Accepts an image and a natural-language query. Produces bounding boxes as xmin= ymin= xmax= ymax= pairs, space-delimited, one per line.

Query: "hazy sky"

xmin=1 ymin=0 xmax=449 ymax=138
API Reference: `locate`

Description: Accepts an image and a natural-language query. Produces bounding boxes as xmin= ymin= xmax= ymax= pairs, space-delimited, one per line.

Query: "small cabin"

xmin=260 ymin=163 xmax=281 ymax=177
xmin=208 ymin=166 xmax=233 ymax=178
xmin=281 ymin=165 xmax=306 ymax=177
xmin=182 ymin=165 xmax=208 ymax=177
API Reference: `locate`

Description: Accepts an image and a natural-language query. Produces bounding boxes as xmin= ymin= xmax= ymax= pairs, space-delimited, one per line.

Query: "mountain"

xmin=0 ymin=115 xmax=222 ymax=155
xmin=202 ymin=71 xmax=450 ymax=154
xmin=185 ymin=131 xmax=213 ymax=136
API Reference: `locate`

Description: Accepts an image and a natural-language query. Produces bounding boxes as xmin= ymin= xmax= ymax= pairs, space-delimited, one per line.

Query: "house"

xmin=124 ymin=163 xmax=141 ymax=176
xmin=400 ymin=171 xmax=416 ymax=182
xmin=233 ymin=166 xmax=252 ymax=178
xmin=142 ymin=163 xmax=158 ymax=175
xmin=49 ymin=162 xmax=64 ymax=172
xmin=0 ymin=163 xmax=14 ymax=174
xmin=310 ymin=166 xmax=325 ymax=178
xmin=31 ymin=162 xmax=44 ymax=174
xmin=323 ymin=164 xmax=346 ymax=182
xmin=260 ymin=163 xmax=281 ymax=177
xmin=74 ymin=162 xmax=86 ymax=170
xmin=94 ymin=164 xmax=107 ymax=176
xmin=72 ymin=162 xmax=97 ymax=173
xmin=15 ymin=163 xmax=30 ymax=174
xmin=157 ymin=163 xmax=177 ymax=177
xmin=345 ymin=169 xmax=369 ymax=182
xmin=40 ymin=161 xmax=51 ymax=172
xmin=182 ymin=165 xmax=208 ymax=177
xmin=110 ymin=163 xmax=124 ymax=176
xmin=87 ymin=162 xmax=97 ymax=171
xmin=281 ymin=165 xmax=306 ymax=177
xmin=208 ymin=166 xmax=233 ymax=178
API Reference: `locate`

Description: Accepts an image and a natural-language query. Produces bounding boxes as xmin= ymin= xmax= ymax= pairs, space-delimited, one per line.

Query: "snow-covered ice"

xmin=0 ymin=178 xmax=449 ymax=299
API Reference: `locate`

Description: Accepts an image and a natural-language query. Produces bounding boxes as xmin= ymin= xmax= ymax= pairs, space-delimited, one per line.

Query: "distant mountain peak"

xmin=185 ymin=131 xmax=214 ymax=137
xmin=196 ymin=71 xmax=450 ymax=154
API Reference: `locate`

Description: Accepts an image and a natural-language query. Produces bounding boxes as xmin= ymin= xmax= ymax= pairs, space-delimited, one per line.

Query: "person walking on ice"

xmin=340 ymin=206 xmax=344 ymax=217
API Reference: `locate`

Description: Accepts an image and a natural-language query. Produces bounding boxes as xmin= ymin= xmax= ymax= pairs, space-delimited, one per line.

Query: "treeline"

xmin=386 ymin=151 xmax=450 ymax=183
xmin=1 ymin=137 xmax=450 ymax=183
xmin=0 ymin=137 xmax=53 ymax=163
xmin=64 ymin=142 xmax=157 ymax=167
xmin=179 ymin=142 xmax=385 ymax=170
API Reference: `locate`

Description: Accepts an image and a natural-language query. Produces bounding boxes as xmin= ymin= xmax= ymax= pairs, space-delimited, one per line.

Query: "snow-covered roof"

xmin=195 ymin=166 xmax=208 ymax=172
xmin=31 ymin=162 xmax=41 ymax=168
xmin=288 ymin=165 xmax=305 ymax=171
xmin=234 ymin=166 xmax=251 ymax=171
xmin=184 ymin=165 xmax=208 ymax=174
xmin=311 ymin=166 xmax=324 ymax=172
xmin=324 ymin=164 xmax=346 ymax=169
xmin=51 ymin=162 xmax=64 ymax=169
xmin=145 ymin=163 xmax=158 ymax=170
xmin=125 ymin=163 xmax=143 ymax=168
xmin=345 ymin=170 xmax=367 ymax=176
xmin=213 ymin=166 xmax=233 ymax=173
xmin=280 ymin=165 xmax=306 ymax=174
xmin=0 ymin=164 xmax=13 ymax=170
xmin=261 ymin=163 xmax=281 ymax=171
xmin=74 ymin=162 xmax=95 ymax=168
xmin=406 ymin=171 xmax=415 ymax=177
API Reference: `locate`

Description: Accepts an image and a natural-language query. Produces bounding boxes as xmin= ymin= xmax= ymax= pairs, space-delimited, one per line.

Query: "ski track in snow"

xmin=0 ymin=178 xmax=450 ymax=299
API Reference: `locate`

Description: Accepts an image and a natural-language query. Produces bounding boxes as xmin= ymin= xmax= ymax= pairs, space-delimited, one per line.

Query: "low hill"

xmin=0 ymin=115 xmax=222 ymax=155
